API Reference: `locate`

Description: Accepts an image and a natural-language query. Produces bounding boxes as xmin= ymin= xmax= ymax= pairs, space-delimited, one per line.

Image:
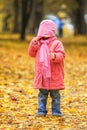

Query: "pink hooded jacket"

xmin=28 ymin=20 xmax=65 ymax=90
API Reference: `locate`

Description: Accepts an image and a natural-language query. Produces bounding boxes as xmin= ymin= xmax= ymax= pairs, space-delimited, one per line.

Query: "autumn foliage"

xmin=0 ymin=34 xmax=87 ymax=130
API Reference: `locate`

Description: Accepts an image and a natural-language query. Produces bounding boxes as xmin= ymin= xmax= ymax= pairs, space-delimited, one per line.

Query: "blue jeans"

xmin=37 ymin=89 xmax=62 ymax=116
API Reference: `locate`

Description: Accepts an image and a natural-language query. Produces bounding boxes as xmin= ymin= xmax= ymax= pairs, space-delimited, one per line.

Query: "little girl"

xmin=28 ymin=19 xmax=65 ymax=116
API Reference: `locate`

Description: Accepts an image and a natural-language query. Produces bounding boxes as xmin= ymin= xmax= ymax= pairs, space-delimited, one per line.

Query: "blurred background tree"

xmin=74 ymin=0 xmax=87 ymax=35
xmin=0 ymin=0 xmax=87 ymax=39
xmin=13 ymin=0 xmax=19 ymax=33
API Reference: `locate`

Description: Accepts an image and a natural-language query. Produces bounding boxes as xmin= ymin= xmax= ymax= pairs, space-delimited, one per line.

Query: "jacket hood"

xmin=37 ymin=19 xmax=56 ymax=38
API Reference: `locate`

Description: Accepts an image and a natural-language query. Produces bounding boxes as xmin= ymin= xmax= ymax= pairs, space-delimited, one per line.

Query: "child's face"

xmin=41 ymin=37 xmax=49 ymax=40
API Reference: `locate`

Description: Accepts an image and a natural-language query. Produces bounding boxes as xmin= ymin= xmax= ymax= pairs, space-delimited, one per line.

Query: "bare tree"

xmin=20 ymin=0 xmax=33 ymax=40
xmin=13 ymin=0 xmax=19 ymax=32
xmin=28 ymin=0 xmax=36 ymax=34
xmin=74 ymin=0 xmax=87 ymax=35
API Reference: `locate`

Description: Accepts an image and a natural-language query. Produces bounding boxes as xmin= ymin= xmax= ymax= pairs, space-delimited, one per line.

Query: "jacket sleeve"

xmin=51 ymin=41 xmax=65 ymax=63
xmin=28 ymin=40 xmax=39 ymax=57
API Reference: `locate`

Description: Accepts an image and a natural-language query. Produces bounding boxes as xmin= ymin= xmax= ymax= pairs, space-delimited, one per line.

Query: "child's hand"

xmin=49 ymin=52 xmax=56 ymax=60
xmin=32 ymin=37 xmax=41 ymax=45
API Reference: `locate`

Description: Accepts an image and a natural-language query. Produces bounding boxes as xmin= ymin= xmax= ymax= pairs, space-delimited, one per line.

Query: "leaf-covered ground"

xmin=0 ymin=35 xmax=87 ymax=130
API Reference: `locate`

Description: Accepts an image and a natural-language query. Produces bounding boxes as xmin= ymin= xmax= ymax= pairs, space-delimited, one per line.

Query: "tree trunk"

xmin=13 ymin=0 xmax=19 ymax=32
xmin=27 ymin=0 xmax=44 ymax=35
xmin=28 ymin=0 xmax=36 ymax=34
xmin=74 ymin=0 xmax=87 ymax=35
xmin=83 ymin=0 xmax=87 ymax=34
xmin=35 ymin=0 xmax=44 ymax=34
xmin=20 ymin=0 xmax=32 ymax=40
